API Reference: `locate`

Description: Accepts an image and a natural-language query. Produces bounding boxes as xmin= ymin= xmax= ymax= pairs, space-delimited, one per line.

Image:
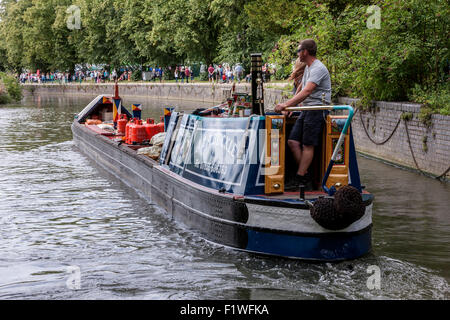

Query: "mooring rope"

xmin=436 ymin=166 xmax=450 ymax=180
xmin=403 ymin=119 xmax=425 ymax=174
xmin=404 ymin=119 xmax=449 ymax=181
xmin=358 ymin=108 xmax=449 ymax=181
xmin=359 ymin=108 xmax=402 ymax=145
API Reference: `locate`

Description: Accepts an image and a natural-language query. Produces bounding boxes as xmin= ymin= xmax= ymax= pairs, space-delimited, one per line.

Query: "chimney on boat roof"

xmin=251 ymin=53 xmax=265 ymax=115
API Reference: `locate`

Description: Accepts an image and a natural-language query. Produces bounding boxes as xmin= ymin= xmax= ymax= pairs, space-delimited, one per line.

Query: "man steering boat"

xmin=275 ymin=39 xmax=332 ymax=191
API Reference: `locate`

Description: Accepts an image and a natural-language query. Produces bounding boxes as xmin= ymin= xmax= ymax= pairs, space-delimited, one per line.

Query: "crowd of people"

xmin=18 ymin=62 xmax=273 ymax=84
xmin=18 ymin=69 xmax=126 ymax=84
xmin=19 ymin=71 xmax=73 ymax=84
xmin=142 ymin=66 xmax=164 ymax=82
xmin=173 ymin=66 xmax=193 ymax=83
xmin=206 ymin=63 xmax=273 ymax=84
xmin=206 ymin=64 xmax=246 ymax=84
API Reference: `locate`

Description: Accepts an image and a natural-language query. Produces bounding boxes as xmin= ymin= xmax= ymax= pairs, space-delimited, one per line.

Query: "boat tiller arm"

xmin=199 ymin=102 xmax=228 ymax=115
xmin=285 ymin=105 xmax=354 ymax=196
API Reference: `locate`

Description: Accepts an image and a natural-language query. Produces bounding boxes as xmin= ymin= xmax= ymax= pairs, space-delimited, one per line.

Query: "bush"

xmin=0 ymin=92 xmax=10 ymax=104
xmin=0 ymin=72 xmax=22 ymax=103
xmin=267 ymin=35 xmax=297 ymax=80
xmin=265 ymin=0 xmax=449 ymax=114
xmin=409 ymin=83 xmax=450 ymax=117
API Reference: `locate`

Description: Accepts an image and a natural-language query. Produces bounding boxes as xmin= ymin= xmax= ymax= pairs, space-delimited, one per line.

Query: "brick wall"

xmin=338 ymin=97 xmax=449 ymax=180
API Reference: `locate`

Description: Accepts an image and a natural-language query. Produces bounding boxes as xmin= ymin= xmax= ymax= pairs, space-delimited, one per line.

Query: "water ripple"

xmin=0 ymin=95 xmax=448 ymax=300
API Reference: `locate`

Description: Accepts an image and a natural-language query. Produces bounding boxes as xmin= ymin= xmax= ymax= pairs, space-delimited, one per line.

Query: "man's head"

xmin=297 ymin=39 xmax=317 ymax=63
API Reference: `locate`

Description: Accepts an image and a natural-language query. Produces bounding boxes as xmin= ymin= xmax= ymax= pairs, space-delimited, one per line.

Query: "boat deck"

xmin=83 ymin=122 xmax=373 ymax=207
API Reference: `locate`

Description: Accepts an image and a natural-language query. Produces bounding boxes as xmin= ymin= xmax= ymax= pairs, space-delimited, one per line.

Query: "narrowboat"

xmin=71 ymin=54 xmax=373 ymax=261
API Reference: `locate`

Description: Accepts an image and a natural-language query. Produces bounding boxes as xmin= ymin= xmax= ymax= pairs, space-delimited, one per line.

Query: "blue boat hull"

xmin=245 ymin=226 xmax=371 ymax=260
xmin=72 ymin=120 xmax=372 ymax=261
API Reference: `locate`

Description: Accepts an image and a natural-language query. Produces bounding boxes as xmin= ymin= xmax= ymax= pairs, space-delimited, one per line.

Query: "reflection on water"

xmin=0 ymin=94 xmax=448 ymax=299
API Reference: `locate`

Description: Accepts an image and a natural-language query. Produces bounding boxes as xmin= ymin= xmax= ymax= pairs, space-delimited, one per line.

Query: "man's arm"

xmin=275 ymin=82 xmax=317 ymax=112
xmin=295 ymin=82 xmax=303 ymax=95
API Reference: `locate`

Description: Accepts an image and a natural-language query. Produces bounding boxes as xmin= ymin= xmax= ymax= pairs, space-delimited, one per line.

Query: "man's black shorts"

xmin=288 ymin=110 xmax=326 ymax=146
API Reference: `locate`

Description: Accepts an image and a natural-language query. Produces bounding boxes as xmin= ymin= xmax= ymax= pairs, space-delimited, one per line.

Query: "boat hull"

xmin=72 ymin=121 xmax=372 ymax=261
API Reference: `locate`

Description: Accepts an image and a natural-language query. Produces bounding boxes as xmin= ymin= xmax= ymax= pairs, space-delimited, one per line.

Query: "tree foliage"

xmin=0 ymin=0 xmax=448 ymax=112
xmin=0 ymin=72 xmax=23 ymax=103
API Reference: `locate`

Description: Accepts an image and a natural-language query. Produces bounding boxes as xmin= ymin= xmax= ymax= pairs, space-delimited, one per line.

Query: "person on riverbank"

xmin=218 ymin=64 xmax=223 ymax=82
xmin=174 ymin=67 xmax=179 ymax=83
xmin=157 ymin=67 xmax=163 ymax=82
xmin=275 ymin=39 xmax=331 ymax=190
xmin=226 ymin=67 xmax=233 ymax=83
xmin=185 ymin=66 xmax=190 ymax=83
xmin=208 ymin=64 xmax=215 ymax=83
xmin=180 ymin=66 xmax=185 ymax=83
xmin=190 ymin=67 xmax=195 ymax=82
xmin=235 ymin=64 xmax=243 ymax=83
xmin=151 ymin=68 xmax=156 ymax=81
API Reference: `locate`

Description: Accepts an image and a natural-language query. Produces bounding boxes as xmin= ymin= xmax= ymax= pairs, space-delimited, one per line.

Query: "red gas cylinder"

xmin=117 ymin=114 xmax=127 ymax=135
xmin=131 ymin=120 xmax=147 ymax=144
xmin=144 ymin=119 xmax=159 ymax=141
xmin=157 ymin=122 xmax=165 ymax=133
xmin=125 ymin=118 xmax=134 ymax=144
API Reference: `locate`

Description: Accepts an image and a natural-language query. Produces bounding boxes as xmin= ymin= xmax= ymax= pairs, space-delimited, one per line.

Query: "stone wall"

xmin=23 ymin=82 xmax=249 ymax=103
xmin=23 ymin=83 xmax=449 ymax=179
xmin=23 ymin=82 xmax=289 ymax=109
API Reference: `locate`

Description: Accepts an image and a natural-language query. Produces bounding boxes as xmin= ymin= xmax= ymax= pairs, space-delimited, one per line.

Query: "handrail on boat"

xmin=285 ymin=105 xmax=355 ymax=196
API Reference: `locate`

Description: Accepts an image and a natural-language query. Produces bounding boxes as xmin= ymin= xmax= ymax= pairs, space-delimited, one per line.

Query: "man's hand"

xmin=275 ymin=103 xmax=288 ymax=113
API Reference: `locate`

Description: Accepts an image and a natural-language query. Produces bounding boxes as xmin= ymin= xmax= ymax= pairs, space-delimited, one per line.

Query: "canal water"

xmin=0 ymin=94 xmax=448 ymax=300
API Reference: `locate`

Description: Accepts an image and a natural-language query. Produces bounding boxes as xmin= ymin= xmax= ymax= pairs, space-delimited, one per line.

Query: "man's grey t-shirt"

xmin=301 ymin=59 xmax=331 ymax=106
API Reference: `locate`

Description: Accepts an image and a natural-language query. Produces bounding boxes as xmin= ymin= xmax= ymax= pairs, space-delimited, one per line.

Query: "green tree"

xmin=0 ymin=0 xmax=33 ymax=72
xmin=213 ymin=0 xmax=275 ymax=70
xmin=76 ymin=0 xmax=118 ymax=66
xmin=347 ymin=0 xmax=449 ymax=102
xmin=120 ymin=0 xmax=178 ymax=67
xmin=21 ymin=0 xmax=55 ymax=71
xmin=150 ymin=0 xmax=221 ymax=65
xmin=52 ymin=1 xmax=81 ymax=72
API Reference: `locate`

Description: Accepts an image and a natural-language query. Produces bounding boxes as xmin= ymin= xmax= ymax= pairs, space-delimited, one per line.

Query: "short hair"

xmin=300 ymin=39 xmax=317 ymax=56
